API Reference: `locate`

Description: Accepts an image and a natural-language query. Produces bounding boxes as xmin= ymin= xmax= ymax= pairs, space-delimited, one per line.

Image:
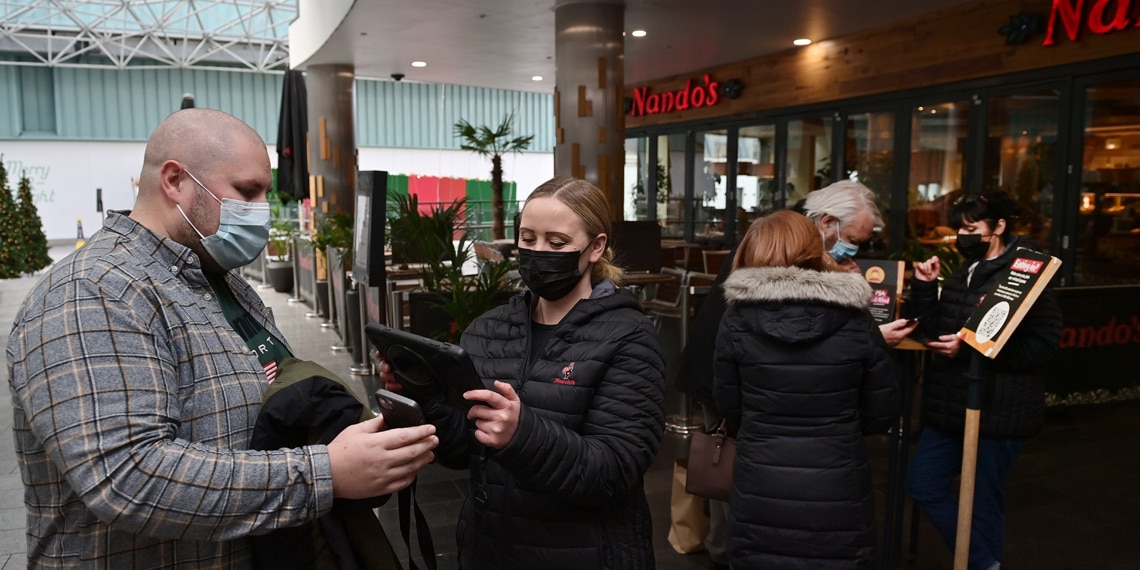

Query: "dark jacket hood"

xmin=722 ymin=266 xmax=872 ymax=344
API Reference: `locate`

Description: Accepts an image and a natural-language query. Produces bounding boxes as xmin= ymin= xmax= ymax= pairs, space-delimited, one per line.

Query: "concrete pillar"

xmin=554 ymin=0 xmax=625 ymax=219
xmin=305 ymin=64 xmax=356 ymax=217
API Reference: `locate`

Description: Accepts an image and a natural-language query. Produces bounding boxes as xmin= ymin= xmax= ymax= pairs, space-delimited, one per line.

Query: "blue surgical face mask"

xmin=177 ymin=169 xmax=270 ymax=270
xmin=827 ymin=221 xmax=860 ymax=263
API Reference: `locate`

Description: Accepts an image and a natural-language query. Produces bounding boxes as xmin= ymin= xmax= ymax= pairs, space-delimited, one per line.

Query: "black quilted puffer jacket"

xmin=714 ymin=266 xmax=899 ymax=569
xmin=426 ymin=281 xmax=665 ymax=570
xmin=909 ymin=237 xmax=1063 ymax=439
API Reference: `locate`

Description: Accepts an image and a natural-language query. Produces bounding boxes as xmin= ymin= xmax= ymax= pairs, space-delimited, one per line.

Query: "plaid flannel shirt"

xmin=7 ymin=212 xmax=334 ymax=569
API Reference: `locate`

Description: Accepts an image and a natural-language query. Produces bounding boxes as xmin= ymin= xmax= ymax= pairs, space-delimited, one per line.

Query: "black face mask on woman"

xmin=955 ymin=233 xmax=992 ymax=260
xmin=517 ymin=248 xmax=586 ymax=301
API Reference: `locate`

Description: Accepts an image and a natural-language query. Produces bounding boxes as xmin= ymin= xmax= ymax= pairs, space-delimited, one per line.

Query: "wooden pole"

xmin=953 ymin=352 xmax=985 ymax=570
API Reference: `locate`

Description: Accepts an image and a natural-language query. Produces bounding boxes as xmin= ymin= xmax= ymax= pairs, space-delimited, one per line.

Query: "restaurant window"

xmin=659 ymin=133 xmax=686 ymax=239
xmin=1076 ymin=78 xmax=1140 ymax=286
xmin=844 ymin=111 xmax=896 ymax=254
xmin=786 ymin=117 xmax=833 ymax=206
xmin=625 ymin=136 xmax=650 ymax=221
xmin=738 ymin=124 xmax=777 ymax=216
xmin=984 ymin=89 xmax=1059 ymax=253
xmin=694 ymin=128 xmax=734 ymax=248
xmin=907 ymin=101 xmax=970 ymax=252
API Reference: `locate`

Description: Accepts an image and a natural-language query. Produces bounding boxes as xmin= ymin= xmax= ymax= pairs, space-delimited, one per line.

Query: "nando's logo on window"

xmin=626 ymin=75 xmax=742 ymax=117
xmin=1044 ymin=0 xmax=1140 ymax=46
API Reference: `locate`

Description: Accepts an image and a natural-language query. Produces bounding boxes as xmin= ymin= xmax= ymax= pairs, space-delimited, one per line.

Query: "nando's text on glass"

xmin=628 ymin=75 xmax=721 ymax=117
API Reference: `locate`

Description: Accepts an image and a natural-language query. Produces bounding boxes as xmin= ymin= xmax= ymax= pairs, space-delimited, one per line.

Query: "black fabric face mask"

xmin=955 ymin=233 xmax=991 ymax=260
xmin=517 ymin=248 xmax=586 ymax=301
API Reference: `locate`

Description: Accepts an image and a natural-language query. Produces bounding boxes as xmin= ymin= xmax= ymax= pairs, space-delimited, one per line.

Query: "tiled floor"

xmin=3 ymin=244 xmax=1139 ymax=569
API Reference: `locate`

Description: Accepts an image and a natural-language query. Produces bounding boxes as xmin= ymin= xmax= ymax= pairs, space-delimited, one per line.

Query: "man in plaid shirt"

xmin=7 ymin=108 xmax=437 ymax=569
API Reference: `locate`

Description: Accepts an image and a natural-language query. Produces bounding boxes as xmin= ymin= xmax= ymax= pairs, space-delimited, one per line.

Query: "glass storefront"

xmin=624 ymin=69 xmax=1140 ymax=287
xmin=1077 ymin=78 xmax=1140 ymax=286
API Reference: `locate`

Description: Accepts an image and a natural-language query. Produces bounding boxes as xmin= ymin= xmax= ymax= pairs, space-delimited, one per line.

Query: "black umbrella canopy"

xmin=276 ymin=69 xmax=309 ymax=201
xmin=180 ymin=93 xmax=195 ymax=109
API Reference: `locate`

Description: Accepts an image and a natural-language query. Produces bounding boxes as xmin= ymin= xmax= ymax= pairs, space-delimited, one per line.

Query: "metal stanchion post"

xmin=665 ymin=281 xmax=703 ymax=435
xmin=347 ymin=281 xmax=372 ymax=375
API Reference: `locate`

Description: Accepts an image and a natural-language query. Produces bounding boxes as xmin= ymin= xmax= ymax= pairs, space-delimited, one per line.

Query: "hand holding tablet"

xmin=365 ymin=323 xmax=485 ymax=410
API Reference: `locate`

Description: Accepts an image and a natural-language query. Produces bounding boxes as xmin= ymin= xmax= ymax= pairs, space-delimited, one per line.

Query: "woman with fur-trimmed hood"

xmin=713 ymin=210 xmax=900 ymax=569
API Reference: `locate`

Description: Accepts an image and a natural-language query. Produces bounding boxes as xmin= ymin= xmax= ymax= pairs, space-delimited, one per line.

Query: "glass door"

xmin=1075 ymin=77 xmax=1140 ymax=285
xmin=844 ymin=110 xmax=897 ymax=254
xmin=983 ymin=88 xmax=1061 ymax=254
xmin=908 ymin=100 xmax=971 ymax=252
xmin=785 ymin=116 xmax=833 ymax=206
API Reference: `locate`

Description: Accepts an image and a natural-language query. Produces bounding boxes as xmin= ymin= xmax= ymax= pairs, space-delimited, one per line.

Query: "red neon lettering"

xmin=1044 ymin=0 xmax=1085 ymax=45
xmin=1088 ymin=0 xmax=1132 ymax=33
xmin=631 ymin=87 xmax=647 ymax=116
xmin=627 ymin=75 xmax=731 ymax=116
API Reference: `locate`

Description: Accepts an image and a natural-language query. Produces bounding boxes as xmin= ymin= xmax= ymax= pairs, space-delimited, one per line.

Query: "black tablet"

xmin=364 ymin=323 xmax=485 ymax=410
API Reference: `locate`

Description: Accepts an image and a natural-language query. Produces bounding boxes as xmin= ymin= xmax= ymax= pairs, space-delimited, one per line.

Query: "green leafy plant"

xmin=892 ymin=225 xmax=964 ymax=281
xmin=268 ymin=220 xmax=294 ymax=261
xmin=454 ymin=113 xmax=534 ymax=240
xmin=313 ymin=211 xmax=354 ymax=267
xmin=633 ymin=162 xmax=672 ymax=205
xmin=388 ymin=190 xmax=517 ymax=342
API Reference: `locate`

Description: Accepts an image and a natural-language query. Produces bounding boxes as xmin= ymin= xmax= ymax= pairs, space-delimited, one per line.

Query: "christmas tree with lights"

xmin=17 ymin=173 xmax=52 ymax=272
xmin=0 ymin=157 xmax=28 ymax=278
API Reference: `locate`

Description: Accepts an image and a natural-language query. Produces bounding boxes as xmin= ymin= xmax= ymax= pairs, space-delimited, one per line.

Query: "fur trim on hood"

xmin=722 ymin=266 xmax=872 ymax=310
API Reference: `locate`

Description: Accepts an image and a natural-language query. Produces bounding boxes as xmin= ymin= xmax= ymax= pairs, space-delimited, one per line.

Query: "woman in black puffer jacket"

xmin=906 ymin=191 xmax=1062 ymax=570
xmin=714 ymin=210 xmax=899 ymax=569
xmin=381 ymin=177 xmax=665 ymax=570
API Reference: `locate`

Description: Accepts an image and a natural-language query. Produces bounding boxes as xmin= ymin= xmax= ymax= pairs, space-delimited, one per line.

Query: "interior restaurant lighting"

xmin=631 ymin=29 xmax=647 ymax=37
xmin=793 ymin=38 xmax=812 ymax=46
xmin=531 ymin=75 xmax=543 ymax=81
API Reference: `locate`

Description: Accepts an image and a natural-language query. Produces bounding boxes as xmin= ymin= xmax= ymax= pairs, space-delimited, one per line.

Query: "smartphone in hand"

xmin=374 ymin=389 xmax=425 ymax=429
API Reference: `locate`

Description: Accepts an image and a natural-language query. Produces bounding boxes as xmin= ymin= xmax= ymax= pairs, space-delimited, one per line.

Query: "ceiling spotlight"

xmin=411 ymin=61 xmax=427 ymax=68
xmin=793 ymin=38 xmax=812 ymax=46
xmin=531 ymin=75 xmax=543 ymax=81
xmin=631 ymin=30 xmax=647 ymax=37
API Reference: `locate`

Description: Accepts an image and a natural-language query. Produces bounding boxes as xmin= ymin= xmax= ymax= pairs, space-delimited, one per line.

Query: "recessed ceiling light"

xmin=531 ymin=75 xmax=543 ymax=81
xmin=411 ymin=61 xmax=427 ymax=68
xmin=631 ymin=30 xmax=647 ymax=37
xmin=793 ymin=38 xmax=812 ymax=46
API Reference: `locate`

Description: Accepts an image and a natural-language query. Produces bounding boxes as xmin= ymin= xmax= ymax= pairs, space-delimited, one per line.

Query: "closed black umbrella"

xmin=180 ymin=93 xmax=195 ymax=109
xmin=276 ymin=69 xmax=309 ymax=201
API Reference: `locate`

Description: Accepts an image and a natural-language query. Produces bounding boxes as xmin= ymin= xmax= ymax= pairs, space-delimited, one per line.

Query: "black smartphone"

xmin=907 ymin=317 xmax=921 ymax=325
xmin=373 ymin=389 xmax=425 ymax=430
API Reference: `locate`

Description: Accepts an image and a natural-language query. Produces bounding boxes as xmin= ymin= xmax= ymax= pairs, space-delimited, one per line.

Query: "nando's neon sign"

xmin=1045 ymin=0 xmax=1140 ymax=45
xmin=627 ymin=75 xmax=742 ymax=117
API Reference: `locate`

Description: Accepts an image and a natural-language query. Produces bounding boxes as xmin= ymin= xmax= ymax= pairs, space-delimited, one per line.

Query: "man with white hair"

xmin=797 ymin=180 xmax=919 ymax=347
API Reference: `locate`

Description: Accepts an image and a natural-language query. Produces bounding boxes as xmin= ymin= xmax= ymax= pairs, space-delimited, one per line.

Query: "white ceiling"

xmin=295 ymin=0 xmax=978 ymax=92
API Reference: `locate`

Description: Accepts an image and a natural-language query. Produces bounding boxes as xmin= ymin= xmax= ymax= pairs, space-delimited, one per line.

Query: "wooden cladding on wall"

xmin=625 ymin=0 xmax=1140 ymax=129
xmin=578 ymin=85 xmax=593 ymax=117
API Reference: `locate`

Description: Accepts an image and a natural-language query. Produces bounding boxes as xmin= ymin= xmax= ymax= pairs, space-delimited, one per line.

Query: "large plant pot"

xmin=315 ymin=280 xmax=330 ymax=318
xmin=266 ymin=261 xmax=294 ymax=294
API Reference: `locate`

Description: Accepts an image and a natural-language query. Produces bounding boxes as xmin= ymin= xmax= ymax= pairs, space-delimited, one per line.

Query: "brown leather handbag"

xmin=684 ymin=419 xmax=736 ymax=502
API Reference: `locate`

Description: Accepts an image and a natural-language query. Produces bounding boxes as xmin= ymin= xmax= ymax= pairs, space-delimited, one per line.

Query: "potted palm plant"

xmin=453 ymin=113 xmax=533 ymax=241
xmin=387 ymin=190 xmax=517 ymax=342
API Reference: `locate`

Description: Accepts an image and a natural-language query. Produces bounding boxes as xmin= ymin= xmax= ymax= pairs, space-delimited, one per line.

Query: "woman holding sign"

xmin=906 ymin=191 xmax=1062 ymax=570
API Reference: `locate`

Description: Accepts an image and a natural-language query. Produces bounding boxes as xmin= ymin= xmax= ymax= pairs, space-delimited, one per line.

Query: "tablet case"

xmin=365 ymin=323 xmax=484 ymax=410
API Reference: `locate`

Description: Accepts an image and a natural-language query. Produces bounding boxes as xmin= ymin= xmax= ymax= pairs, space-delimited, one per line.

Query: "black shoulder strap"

xmin=397 ymin=479 xmax=436 ymax=570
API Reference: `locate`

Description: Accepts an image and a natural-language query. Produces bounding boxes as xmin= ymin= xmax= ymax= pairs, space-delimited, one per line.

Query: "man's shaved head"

xmin=139 ymin=108 xmax=265 ymax=193
xmin=130 ymin=108 xmax=272 ymax=274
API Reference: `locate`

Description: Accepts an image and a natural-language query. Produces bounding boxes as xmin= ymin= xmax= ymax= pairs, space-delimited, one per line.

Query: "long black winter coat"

xmin=428 ymin=281 xmax=666 ymax=570
xmin=714 ymin=266 xmax=899 ymax=569
xmin=910 ymin=237 xmax=1063 ymax=439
